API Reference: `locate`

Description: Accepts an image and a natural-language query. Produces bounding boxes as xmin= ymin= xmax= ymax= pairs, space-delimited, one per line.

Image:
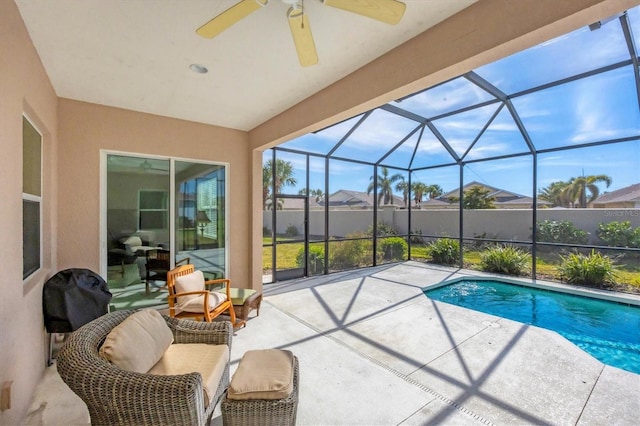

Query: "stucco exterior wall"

xmin=0 ymin=1 xmax=59 ymax=424
xmin=57 ymin=99 xmax=251 ymax=285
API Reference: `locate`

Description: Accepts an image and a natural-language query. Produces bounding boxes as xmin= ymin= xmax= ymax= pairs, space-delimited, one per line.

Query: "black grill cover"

xmin=43 ymin=268 xmax=112 ymax=333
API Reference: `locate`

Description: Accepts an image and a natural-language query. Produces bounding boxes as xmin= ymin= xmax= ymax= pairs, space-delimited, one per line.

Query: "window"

xmin=138 ymin=190 xmax=168 ymax=230
xmin=23 ymin=116 xmax=42 ymax=279
xmin=197 ymin=178 xmax=218 ymax=239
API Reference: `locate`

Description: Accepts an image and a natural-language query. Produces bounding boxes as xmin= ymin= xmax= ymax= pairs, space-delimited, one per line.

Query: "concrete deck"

xmin=27 ymin=262 xmax=639 ymax=425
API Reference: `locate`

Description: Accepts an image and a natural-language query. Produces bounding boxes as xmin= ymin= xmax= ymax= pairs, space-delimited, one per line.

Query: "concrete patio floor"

xmin=27 ymin=261 xmax=639 ymax=425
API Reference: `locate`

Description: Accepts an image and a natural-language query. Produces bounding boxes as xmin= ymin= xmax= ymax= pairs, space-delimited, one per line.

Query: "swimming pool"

xmin=424 ymin=278 xmax=640 ymax=374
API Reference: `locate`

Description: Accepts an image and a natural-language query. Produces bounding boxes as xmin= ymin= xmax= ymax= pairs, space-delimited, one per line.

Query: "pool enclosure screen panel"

xmin=263 ymin=7 xmax=640 ymax=282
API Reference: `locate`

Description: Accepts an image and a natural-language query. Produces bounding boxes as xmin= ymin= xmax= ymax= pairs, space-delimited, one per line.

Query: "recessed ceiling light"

xmin=189 ymin=64 xmax=208 ymax=74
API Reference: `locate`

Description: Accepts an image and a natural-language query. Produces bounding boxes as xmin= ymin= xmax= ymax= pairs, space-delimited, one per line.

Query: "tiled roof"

xmin=593 ymin=183 xmax=640 ymax=204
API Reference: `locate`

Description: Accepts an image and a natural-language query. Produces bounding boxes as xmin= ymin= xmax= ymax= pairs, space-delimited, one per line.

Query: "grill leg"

xmin=47 ymin=333 xmax=53 ymax=367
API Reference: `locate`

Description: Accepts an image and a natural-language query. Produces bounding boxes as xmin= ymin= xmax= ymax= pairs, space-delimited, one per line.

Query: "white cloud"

xmin=396 ymin=77 xmax=493 ymax=118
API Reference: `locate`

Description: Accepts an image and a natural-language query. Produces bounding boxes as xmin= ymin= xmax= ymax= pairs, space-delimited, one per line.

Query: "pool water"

xmin=424 ymin=279 xmax=640 ymax=374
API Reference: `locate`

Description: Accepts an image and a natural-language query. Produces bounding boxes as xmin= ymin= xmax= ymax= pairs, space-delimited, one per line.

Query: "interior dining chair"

xmin=145 ymin=249 xmax=189 ymax=294
xmin=166 ymin=264 xmax=241 ymax=326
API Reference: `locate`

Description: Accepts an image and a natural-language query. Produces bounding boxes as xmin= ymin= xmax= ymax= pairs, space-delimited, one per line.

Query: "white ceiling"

xmin=16 ymin=0 xmax=476 ymax=131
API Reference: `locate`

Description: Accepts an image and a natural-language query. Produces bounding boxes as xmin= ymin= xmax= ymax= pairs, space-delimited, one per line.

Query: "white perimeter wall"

xmin=265 ymin=208 xmax=640 ymax=244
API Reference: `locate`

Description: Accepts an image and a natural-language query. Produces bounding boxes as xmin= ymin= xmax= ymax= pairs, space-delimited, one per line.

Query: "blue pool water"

xmin=424 ymin=279 xmax=640 ymax=374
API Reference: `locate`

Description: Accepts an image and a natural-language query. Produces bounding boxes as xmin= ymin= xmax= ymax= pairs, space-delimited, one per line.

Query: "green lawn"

xmin=263 ymin=238 xmax=302 ymax=271
xmin=177 ymin=228 xmax=218 ymax=248
xmin=263 ymin=240 xmax=640 ymax=293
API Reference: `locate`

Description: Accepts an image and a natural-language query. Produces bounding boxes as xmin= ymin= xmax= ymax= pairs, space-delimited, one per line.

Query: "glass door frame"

xmin=99 ymin=150 xmax=229 ymax=280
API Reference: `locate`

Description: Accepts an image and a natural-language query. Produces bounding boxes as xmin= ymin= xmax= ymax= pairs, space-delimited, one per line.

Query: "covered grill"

xmin=43 ymin=268 xmax=112 ymax=364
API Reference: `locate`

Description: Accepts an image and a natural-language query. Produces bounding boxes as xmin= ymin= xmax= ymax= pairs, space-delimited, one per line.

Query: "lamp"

xmin=196 ymin=210 xmax=211 ymax=237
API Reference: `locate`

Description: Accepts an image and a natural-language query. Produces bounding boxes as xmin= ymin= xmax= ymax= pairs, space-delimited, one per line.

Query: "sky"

xmin=268 ymin=6 xmax=640 ymax=200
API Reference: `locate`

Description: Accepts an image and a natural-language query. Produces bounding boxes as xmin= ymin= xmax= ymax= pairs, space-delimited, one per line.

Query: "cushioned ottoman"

xmin=221 ymin=349 xmax=299 ymax=426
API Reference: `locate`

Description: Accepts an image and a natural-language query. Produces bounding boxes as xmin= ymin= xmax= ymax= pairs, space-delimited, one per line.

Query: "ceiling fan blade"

xmin=196 ymin=0 xmax=268 ymax=38
xmin=321 ymin=0 xmax=406 ymax=25
xmin=287 ymin=7 xmax=318 ymax=67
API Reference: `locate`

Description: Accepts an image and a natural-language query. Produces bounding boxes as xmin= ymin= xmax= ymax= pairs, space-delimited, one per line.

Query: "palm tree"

xmin=412 ymin=182 xmax=429 ymax=205
xmin=425 ymin=184 xmax=443 ymax=200
xmin=539 ymin=181 xmax=571 ymax=207
xmin=395 ymin=178 xmax=409 ymax=208
xmin=299 ymin=188 xmax=325 ymax=202
xmin=312 ymin=189 xmax=325 ymax=203
xmin=263 ymin=159 xmax=297 ymax=210
xmin=367 ymin=167 xmax=403 ymax=206
xmin=262 ymin=165 xmax=271 ymax=210
xmin=448 ymin=186 xmax=496 ymax=209
xmin=562 ymin=174 xmax=612 ymax=208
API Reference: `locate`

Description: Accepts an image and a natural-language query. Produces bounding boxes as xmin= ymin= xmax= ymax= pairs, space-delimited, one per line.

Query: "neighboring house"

xmin=265 ymin=197 xmax=322 ymax=210
xmin=265 ymin=189 xmax=404 ymax=210
xmin=324 ymin=189 xmax=405 ymax=209
xmin=592 ymin=183 xmax=640 ymax=208
xmin=421 ymin=181 xmax=551 ymax=209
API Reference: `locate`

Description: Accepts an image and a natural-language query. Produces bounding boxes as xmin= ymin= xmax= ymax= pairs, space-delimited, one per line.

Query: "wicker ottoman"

xmin=222 ymin=350 xmax=299 ymax=426
xmin=229 ymin=288 xmax=263 ymax=323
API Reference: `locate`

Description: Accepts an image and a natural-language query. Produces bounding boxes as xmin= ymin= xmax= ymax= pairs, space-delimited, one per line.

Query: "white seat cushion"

xmin=148 ymin=343 xmax=230 ymax=407
xmin=99 ymin=309 xmax=174 ymax=373
xmin=179 ymin=292 xmax=227 ymax=313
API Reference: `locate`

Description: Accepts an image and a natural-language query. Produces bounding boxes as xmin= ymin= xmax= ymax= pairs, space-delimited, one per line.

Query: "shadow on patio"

xmin=244 ymin=261 xmax=638 ymax=425
xmin=28 ymin=262 xmax=638 ymax=425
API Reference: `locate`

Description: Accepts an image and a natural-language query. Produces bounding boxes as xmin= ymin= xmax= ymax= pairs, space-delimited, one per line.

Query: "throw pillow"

xmin=174 ymin=270 xmax=206 ymax=305
xmin=100 ymin=309 xmax=173 ymax=373
xmin=122 ymin=236 xmax=142 ymax=247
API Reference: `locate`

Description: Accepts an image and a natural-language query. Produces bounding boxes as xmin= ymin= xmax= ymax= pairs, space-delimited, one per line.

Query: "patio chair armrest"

xmin=164 ymin=316 xmax=233 ymax=347
xmin=205 ymin=278 xmax=230 ymax=287
xmin=205 ymin=278 xmax=231 ymax=297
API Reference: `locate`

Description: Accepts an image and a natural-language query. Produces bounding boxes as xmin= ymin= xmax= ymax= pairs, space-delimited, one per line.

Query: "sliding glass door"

xmin=175 ymin=160 xmax=226 ymax=279
xmin=103 ymin=153 xmax=227 ymax=307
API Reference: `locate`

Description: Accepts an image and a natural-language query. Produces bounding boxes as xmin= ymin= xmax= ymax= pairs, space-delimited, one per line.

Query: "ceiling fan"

xmin=139 ymin=159 xmax=169 ymax=174
xmin=196 ymin=0 xmax=406 ymax=67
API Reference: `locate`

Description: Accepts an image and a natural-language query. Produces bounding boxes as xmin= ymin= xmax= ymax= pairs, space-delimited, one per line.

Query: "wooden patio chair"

xmin=167 ymin=264 xmax=242 ymax=327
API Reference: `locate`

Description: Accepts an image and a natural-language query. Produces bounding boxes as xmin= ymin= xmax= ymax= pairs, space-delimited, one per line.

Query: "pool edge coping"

xmin=422 ymin=273 xmax=640 ymax=307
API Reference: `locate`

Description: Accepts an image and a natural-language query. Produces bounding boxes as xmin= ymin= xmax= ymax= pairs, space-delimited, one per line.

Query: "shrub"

xmin=409 ymin=229 xmax=425 ymax=244
xmin=377 ymin=237 xmax=408 ymax=262
xmin=428 ymin=238 xmax=460 ymax=265
xmin=535 ymin=220 xmax=589 ymax=245
xmin=330 ymin=232 xmax=371 ymax=270
xmin=296 ymin=245 xmax=325 ymax=274
xmin=559 ymin=250 xmax=616 ymax=286
xmin=285 ymin=224 xmax=299 ymax=237
xmin=480 ymin=245 xmax=530 ymax=276
xmin=263 ymin=226 xmax=272 ymax=237
xmin=367 ymin=222 xmax=398 ymax=237
xmin=596 ymin=221 xmax=640 ymax=248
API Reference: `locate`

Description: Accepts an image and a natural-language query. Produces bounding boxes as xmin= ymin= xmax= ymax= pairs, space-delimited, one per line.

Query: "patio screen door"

xmin=273 ymin=194 xmax=308 ymax=281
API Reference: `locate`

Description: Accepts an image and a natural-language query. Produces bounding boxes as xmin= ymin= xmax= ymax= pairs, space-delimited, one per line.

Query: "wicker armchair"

xmin=56 ymin=309 xmax=233 ymax=426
